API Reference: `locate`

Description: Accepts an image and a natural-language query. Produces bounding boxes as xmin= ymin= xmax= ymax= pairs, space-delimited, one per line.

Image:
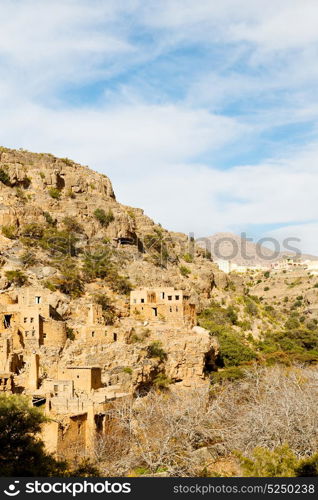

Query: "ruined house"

xmin=130 ymin=287 xmax=196 ymax=327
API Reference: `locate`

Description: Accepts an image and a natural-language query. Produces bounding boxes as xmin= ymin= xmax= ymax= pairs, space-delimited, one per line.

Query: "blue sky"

xmin=1 ymin=0 xmax=318 ymax=254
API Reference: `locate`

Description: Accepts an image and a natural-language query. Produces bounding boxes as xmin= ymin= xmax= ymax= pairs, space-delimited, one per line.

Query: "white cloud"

xmin=266 ymin=223 xmax=318 ymax=257
xmin=1 ymin=0 xmax=318 ymax=254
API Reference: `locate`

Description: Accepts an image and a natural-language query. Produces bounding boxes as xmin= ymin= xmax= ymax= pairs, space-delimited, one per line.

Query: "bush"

xmin=20 ymin=250 xmax=37 ymax=268
xmin=153 ymin=373 xmax=171 ymax=389
xmin=66 ymin=326 xmax=75 ymax=341
xmin=244 ymin=297 xmax=259 ymax=317
xmin=5 ymin=270 xmax=28 ymax=286
xmin=285 ymin=317 xmax=300 ymax=329
xmin=199 ymin=301 xmax=239 ymax=332
xmin=264 ymin=271 xmax=270 ymax=278
xmin=62 ymin=216 xmax=83 ymax=233
xmin=94 ymin=208 xmax=114 ymax=227
xmin=16 ymin=187 xmax=27 ymax=201
xmin=147 ymin=341 xmax=167 ymax=361
xmin=227 ymin=305 xmax=238 ymax=325
xmin=292 ymin=300 xmax=302 ymax=309
xmin=43 ymin=211 xmax=56 ymax=226
xmin=60 ymin=157 xmax=73 ymax=166
xmin=180 ymin=265 xmax=191 ymax=277
xmin=1 ymin=225 xmax=17 ymax=239
xmin=21 ymin=223 xmax=44 ymax=240
xmin=48 ymin=187 xmax=61 ymax=199
xmin=182 ymin=253 xmax=193 ymax=263
xmin=43 ymin=280 xmax=57 ymax=292
xmin=143 ymin=230 xmax=170 ymax=267
xmin=39 ymin=228 xmax=78 ymax=257
xmin=237 ymin=445 xmax=298 ymax=477
xmin=0 ymin=168 xmax=11 ymax=186
xmin=107 ymin=270 xmax=132 ymax=295
xmin=123 ymin=367 xmax=133 ymax=375
xmin=217 ymin=330 xmax=257 ymax=367
xmin=54 ymin=262 xmax=84 ymax=297
xmin=210 ymin=366 xmax=246 ymax=384
xmin=264 ymin=286 xmax=270 ymax=291
xmin=82 ymin=247 xmax=113 ymax=281
xmin=93 ymin=293 xmax=116 ymax=325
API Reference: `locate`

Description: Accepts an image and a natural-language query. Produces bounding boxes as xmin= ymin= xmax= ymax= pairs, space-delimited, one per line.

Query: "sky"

xmin=1 ymin=0 xmax=318 ymax=255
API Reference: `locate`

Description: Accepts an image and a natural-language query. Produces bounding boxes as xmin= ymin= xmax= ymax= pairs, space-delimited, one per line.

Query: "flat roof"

xmin=65 ymin=366 xmax=101 ymax=370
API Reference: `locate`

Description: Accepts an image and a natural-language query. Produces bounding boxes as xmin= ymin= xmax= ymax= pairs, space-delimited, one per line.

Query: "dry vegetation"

xmin=88 ymin=365 xmax=318 ymax=477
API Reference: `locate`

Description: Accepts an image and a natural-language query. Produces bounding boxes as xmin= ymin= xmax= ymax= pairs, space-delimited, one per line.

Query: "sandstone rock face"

xmin=0 ymin=146 xmax=226 ymax=402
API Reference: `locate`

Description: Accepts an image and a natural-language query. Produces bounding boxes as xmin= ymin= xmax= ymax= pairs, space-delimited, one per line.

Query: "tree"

xmin=236 ymin=445 xmax=298 ymax=477
xmin=0 ymin=395 xmax=66 ymax=476
xmin=94 ymin=208 xmax=114 ymax=227
xmin=5 ymin=270 xmax=28 ymax=287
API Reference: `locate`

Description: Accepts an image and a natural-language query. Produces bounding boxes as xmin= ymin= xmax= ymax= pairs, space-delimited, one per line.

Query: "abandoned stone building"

xmin=0 ymin=287 xmax=66 ymax=353
xmin=80 ymin=304 xmax=122 ymax=344
xmin=0 ymin=284 xmax=202 ymax=458
xmin=36 ymin=364 xmax=130 ymax=458
xmin=130 ymin=287 xmax=196 ymax=327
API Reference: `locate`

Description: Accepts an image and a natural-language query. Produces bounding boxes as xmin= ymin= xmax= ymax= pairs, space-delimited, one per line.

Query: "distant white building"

xmin=305 ymin=260 xmax=318 ymax=275
xmin=215 ymin=259 xmax=268 ymax=274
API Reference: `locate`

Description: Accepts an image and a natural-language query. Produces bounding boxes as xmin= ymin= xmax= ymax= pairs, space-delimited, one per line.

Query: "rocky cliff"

xmin=0 ymin=146 xmax=223 ymax=391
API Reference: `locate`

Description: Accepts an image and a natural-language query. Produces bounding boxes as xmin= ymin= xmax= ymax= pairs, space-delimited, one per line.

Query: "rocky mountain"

xmin=199 ymin=232 xmax=317 ymax=266
xmin=0 ymin=146 xmax=227 ymax=394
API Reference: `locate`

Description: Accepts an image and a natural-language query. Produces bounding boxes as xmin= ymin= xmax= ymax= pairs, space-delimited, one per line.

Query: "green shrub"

xmin=39 ymin=228 xmax=78 ymax=257
xmin=237 ymin=445 xmax=298 ymax=477
xmin=180 ymin=265 xmax=191 ymax=277
xmin=66 ymin=327 xmax=75 ymax=341
xmin=143 ymin=229 xmax=170 ymax=267
xmin=60 ymin=157 xmax=73 ymax=166
xmin=147 ymin=341 xmax=167 ymax=361
xmin=21 ymin=223 xmax=44 ymax=240
xmin=264 ymin=286 xmax=270 ymax=291
xmin=93 ymin=208 xmax=114 ymax=227
xmin=153 ymin=373 xmax=171 ymax=389
xmin=1 ymin=225 xmax=17 ymax=239
xmin=48 ymin=188 xmax=61 ymax=200
xmin=244 ymin=297 xmax=259 ymax=317
xmin=62 ymin=216 xmax=83 ymax=233
xmin=20 ymin=250 xmax=37 ymax=268
xmin=263 ymin=271 xmax=270 ymax=278
xmin=217 ymin=331 xmax=257 ymax=367
xmin=199 ymin=301 xmax=239 ymax=332
xmin=0 ymin=168 xmax=11 ymax=186
xmin=210 ymin=366 xmax=246 ymax=384
xmin=5 ymin=270 xmax=28 ymax=286
xmin=66 ymin=188 xmax=76 ymax=199
xmin=292 ymin=300 xmax=302 ymax=309
xmin=182 ymin=253 xmax=193 ymax=263
xmin=15 ymin=187 xmax=27 ymax=201
xmin=123 ymin=367 xmax=133 ymax=375
xmin=227 ymin=305 xmax=238 ymax=325
xmin=43 ymin=280 xmax=57 ymax=292
xmin=53 ymin=262 xmax=84 ymax=297
xmin=43 ymin=211 xmax=56 ymax=226
xmin=93 ymin=293 xmax=116 ymax=325
xmin=82 ymin=247 xmax=113 ymax=281
xmin=107 ymin=271 xmax=132 ymax=295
